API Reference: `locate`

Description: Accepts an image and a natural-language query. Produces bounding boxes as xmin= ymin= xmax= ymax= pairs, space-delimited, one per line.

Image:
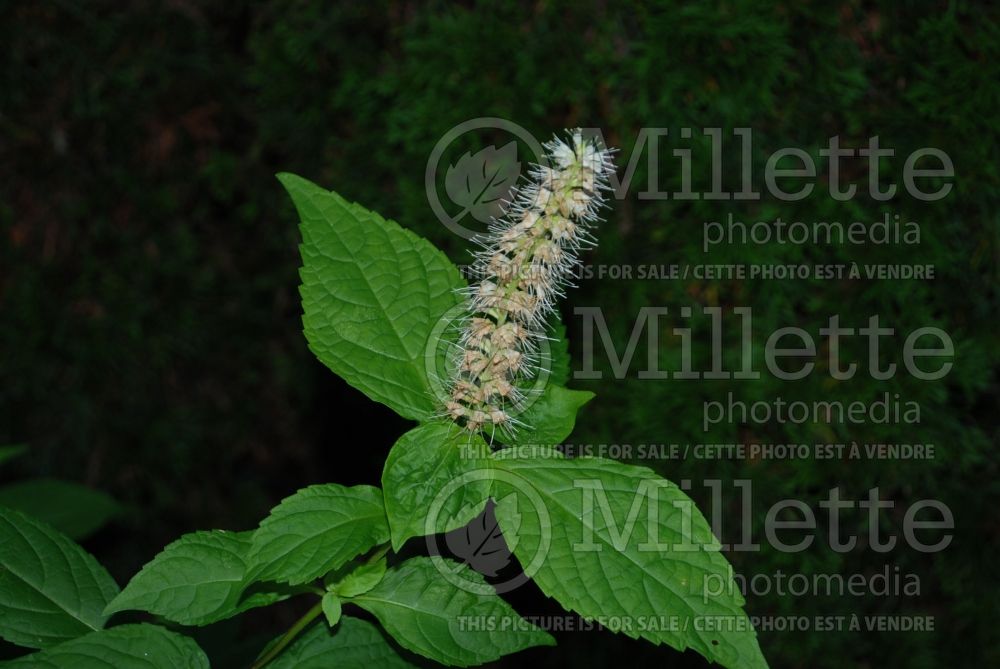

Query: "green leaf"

xmin=351 ymin=556 xmax=554 ymax=667
xmin=327 ymin=557 xmax=387 ymax=598
xmin=269 ymin=617 xmax=417 ymax=669
xmin=504 ymin=385 xmax=594 ymax=446
xmin=0 ymin=479 xmax=119 ymax=540
xmin=248 ymin=484 xmax=390 ymax=585
xmin=321 ymin=592 xmax=342 ymax=627
xmin=105 ymin=530 xmax=287 ymax=626
xmin=0 ymin=624 xmax=209 ymax=668
xmin=0 ymin=507 xmax=119 ymax=649
xmin=490 ymin=455 xmax=769 ymax=669
xmin=381 ymin=421 xmax=492 ymax=551
xmin=280 ymin=173 xmax=465 ymax=421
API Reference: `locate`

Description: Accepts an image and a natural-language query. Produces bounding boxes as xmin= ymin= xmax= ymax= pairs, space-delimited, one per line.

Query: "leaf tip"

xmin=275 ymin=171 xmax=307 ymax=192
xmin=389 ymin=532 xmax=407 ymax=554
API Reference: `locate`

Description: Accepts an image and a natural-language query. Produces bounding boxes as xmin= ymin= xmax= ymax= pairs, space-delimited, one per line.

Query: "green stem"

xmin=250 ymin=544 xmax=391 ymax=669
xmin=366 ymin=543 xmax=391 ymax=565
xmin=251 ymin=600 xmax=323 ymax=669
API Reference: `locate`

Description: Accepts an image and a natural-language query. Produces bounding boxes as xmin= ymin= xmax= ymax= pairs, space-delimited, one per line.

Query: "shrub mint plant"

xmin=0 ymin=131 xmax=767 ymax=668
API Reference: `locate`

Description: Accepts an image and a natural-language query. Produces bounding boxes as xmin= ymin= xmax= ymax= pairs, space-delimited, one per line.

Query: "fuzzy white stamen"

xmin=443 ymin=129 xmax=615 ymax=434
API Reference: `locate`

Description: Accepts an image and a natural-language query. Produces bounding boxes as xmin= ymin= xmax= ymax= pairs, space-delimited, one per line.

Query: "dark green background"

xmin=2 ymin=2 xmax=997 ymax=667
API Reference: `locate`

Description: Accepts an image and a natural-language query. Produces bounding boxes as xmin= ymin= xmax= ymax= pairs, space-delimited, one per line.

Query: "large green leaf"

xmin=0 ymin=507 xmax=119 ymax=649
xmin=247 ymin=484 xmax=390 ymax=585
xmin=269 ymin=617 xmax=417 ymax=669
xmin=351 ymin=556 xmax=554 ymax=667
xmin=381 ymin=421 xmax=492 ymax=551
xmin=105 ymin=530 xmax=286 ymax=625
xmin=0 ymin=624 xmax=209 ymax=668
xmin=490 ymin=454 xmax=769 ymax=669
xmin=0 ymin=479 xmax=119 ymax=540
xmin=281 ymin=173 xmax=465 ymax=421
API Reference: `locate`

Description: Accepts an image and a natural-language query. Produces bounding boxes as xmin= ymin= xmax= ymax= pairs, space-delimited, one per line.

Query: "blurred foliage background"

xmin=1 ymin=1 xmax=997 ymax=667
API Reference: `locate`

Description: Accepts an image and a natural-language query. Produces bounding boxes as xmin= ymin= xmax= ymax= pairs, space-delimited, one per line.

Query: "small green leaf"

xmin=248 ymin=484 xmax=390 ymax=585
xmin=268 ymin=617 xmax=417 ymax=669
xmin=504 ymin=385 xmax=594 ymax=445
xmin=328 ymin=557 xmax=387 ymax=598
xmin=0 ymin=624 xmax=209 ymax=668
xmin=0 ymin=506 xmax=119 ymax=649
xmin=491 ymin=454 xmax=769 ymax=669
xmin=321 ymin=592 xmax=342 ymax=627
xmin=351 ymin=556 xmax=554 ymax=667
xmin=105 ymin=530 xmax=287 ymax=626
xmin=281 ymin=173 xmax=465 ymax=421
xmin=0 ymin=479 xmax=119 ymax=540
xmin=381 ymin=421 xmax=492 ymax=551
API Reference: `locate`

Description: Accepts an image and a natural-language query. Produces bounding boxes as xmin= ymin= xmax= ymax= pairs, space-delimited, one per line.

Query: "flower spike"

xmin=443 ymin=130 xmax=615 ymax=433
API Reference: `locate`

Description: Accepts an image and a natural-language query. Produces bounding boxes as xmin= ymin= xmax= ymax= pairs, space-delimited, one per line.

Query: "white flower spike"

xmin=443 ymin=129 xmax=616 ymax=434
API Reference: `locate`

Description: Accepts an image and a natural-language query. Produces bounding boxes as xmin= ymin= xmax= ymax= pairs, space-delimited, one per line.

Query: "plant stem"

xmin=251 ymin=600 xmax=323 ymax=669
xmin=366 ymin=542 xmax=390 ymax=564
xmin=250 ymin=545 xmax=392 ymax=668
